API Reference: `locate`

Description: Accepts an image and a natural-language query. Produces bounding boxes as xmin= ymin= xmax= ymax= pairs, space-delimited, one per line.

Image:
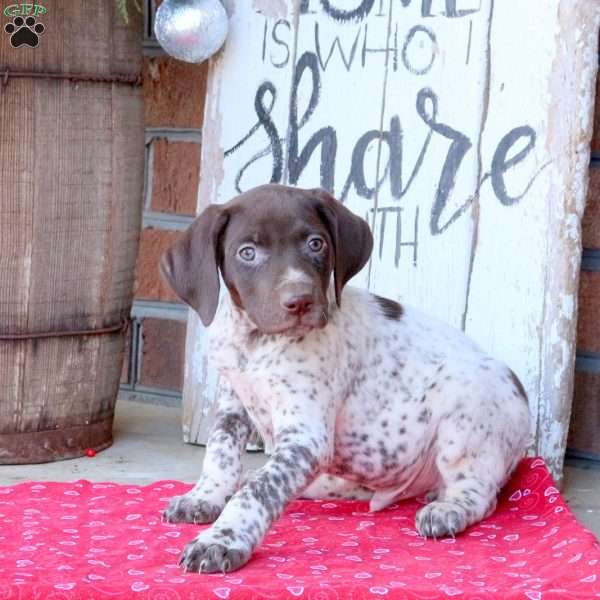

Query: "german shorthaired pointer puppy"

xmin=160 ymin=184 xmax=530 ymax=573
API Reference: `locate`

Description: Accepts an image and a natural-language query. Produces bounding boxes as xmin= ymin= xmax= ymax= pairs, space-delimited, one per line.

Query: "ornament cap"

xmin=154 ymin=0 xmax=229 ymax=64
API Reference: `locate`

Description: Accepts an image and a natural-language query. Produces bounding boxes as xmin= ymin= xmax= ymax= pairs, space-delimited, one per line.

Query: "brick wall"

xmin=567 ymin=55 xmax=600 ymax=459
xmin=119 ymin=1 xmax=207 ymax=406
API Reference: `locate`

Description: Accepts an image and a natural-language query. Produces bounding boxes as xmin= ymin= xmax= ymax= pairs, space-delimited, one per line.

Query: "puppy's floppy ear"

xmin=160 ymin=204 xmax=229 ymax=326
xmin=312 ymin=189 xmax=373 ymax=305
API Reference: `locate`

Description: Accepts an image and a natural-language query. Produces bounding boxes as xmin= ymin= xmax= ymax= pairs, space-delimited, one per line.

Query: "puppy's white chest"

xmin=225 ymin=370 xmax=276 ymax=452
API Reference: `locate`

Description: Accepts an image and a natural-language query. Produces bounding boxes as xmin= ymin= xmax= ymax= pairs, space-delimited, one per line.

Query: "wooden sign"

xmin=182 ymin=0 xmax=600 ymax=480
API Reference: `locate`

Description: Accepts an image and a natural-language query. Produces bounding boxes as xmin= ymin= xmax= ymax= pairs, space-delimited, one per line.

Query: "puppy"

xmin=160 ymin=184 xmax=530 ymax=573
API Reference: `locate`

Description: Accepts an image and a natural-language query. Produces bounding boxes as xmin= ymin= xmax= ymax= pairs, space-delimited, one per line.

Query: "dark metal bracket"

xmin=0 ymin=318 xmax=131 ymax=341
xmin=1 ymin=67 xmax=142 ymax=87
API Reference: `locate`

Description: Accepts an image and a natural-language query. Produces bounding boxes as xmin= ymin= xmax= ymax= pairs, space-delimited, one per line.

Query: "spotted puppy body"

xmin=160 ymin=184 xmax=530 ymax=573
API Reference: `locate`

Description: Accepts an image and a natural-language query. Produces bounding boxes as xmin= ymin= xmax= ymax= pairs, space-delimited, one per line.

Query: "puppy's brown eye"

xmin=238 ymin=246 xmax=256 ymax=261
xmin=308 ymin=237 xmax=324 ymax=252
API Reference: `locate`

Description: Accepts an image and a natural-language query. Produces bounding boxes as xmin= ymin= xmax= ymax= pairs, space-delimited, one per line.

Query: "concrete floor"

xmin=2 ymin=400 xmax=599 ymax=538
xmin=0 ymin=400 xmax=266 ymax=485
xmin=562 ymin=457 xmax=600 ymax=536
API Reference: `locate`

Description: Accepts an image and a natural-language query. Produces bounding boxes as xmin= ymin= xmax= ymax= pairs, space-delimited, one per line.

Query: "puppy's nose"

xmin=282 ymin=294 xmax=314 ymax=316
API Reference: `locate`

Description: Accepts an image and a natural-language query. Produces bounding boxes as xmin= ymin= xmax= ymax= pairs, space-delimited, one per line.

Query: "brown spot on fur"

xmin=509 ymin=369 xmax=528 ymax=403
xmin=372 ymin=294 xmax=403 ymax=320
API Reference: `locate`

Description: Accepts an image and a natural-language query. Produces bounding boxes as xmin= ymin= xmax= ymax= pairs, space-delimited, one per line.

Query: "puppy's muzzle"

xmin=278 ymin=286 xmax=328 ymax=331
xmin=281 ymin=293 xmax=314 ymax=317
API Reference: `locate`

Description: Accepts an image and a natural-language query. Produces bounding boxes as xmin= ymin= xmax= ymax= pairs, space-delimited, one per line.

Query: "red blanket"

xmin=1 ymin=458 xmax=599 ymax=599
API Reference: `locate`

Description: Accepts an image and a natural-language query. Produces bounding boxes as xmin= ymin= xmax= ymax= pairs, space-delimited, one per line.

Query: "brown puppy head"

xmin=160 ymin=184 xmax=373 ymax=335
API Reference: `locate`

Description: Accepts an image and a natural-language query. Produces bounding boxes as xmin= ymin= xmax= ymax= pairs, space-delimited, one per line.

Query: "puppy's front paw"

xmin=180 ymin=530 xmax=251 ymax=573
xmin=163 ymin=494 xmax=222 ymax=524
xmin=416 ymin=501 xmax=467 ymax=539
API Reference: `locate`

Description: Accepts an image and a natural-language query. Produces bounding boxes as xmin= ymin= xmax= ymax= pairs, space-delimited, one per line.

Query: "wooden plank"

xmin=462 ymin=1 xmax=600 ymax=480
xmin=367 ymin=0 xmax=493 ymax=328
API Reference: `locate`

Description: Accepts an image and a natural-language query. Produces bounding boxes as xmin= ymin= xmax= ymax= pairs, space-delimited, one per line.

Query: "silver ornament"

xmin=154 ymin=0 xmax=229 ymax=64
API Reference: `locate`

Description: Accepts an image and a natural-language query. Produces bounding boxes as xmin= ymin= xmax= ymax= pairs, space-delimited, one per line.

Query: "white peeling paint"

xmin=252 ymin=0 xmax=287 ymax=19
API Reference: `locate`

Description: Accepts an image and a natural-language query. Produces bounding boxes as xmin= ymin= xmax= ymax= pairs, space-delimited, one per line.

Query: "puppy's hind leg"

xmin=416 ymin=379 xmax=529 ymax=539
xmin=416 ymin=429 xmax=509 ymax=538
xmin=416 ymin=472 xmax=497 ymax=538
xmin=302 ymin=474 xmax=373 ymax=501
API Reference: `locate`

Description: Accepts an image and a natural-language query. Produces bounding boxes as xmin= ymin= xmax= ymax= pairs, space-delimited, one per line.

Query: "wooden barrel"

xmin=0 ymin=2 xmax=144 ymax=463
